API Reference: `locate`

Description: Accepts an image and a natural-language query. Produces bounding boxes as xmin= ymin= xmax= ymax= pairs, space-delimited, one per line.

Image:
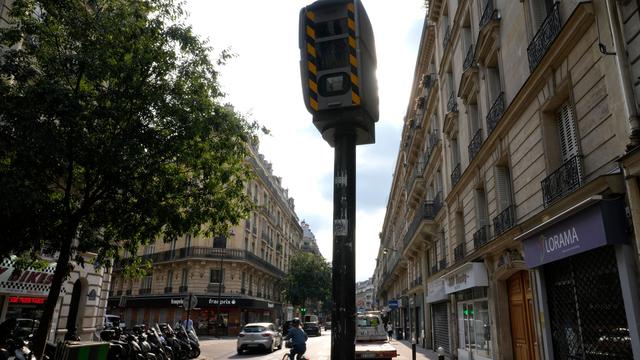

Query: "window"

xmin=475 ymin=188 xmax=489 ymax=227
xmin=557 ymin=101 xmax=579 ymax=163
xmin=181 ymin=269 xmax=188 ymax=287
xmin=468 ymin=103 xmax=481 ymax=135
xmin=210 ymin=269 xmax=224 ymax=284
xmin=166 ymin=270 xmax=173 ymax=288
xmin=143 ymin=244 xmax=155 ymax=256
xmin=213 ymin=236 xmax=227 ymax=248
xmin=528 ymin=0 xmax=555 ymax=34
xmin=141 ymin=274 xmax=152 ymax=290
xmin=495 ymin=166 xmax=513 ymax=211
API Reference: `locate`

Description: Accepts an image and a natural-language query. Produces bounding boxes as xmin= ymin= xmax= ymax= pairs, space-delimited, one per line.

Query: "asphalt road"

xmin=200 ymin=330 xmax=331 ymax=360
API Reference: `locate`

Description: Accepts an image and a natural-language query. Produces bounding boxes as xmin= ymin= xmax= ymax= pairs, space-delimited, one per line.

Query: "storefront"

xmin=426 ymin=279 xmax=450 ymax=354
xmin=520 ymin=197 xmax=638 ymax=359
xmin=113 ymin=295 xmax=281 ymax=336
xmin=442 ymin=262 xmax=491 ymax=360
xmin=0 ymin=257 xmax=55 ymax=324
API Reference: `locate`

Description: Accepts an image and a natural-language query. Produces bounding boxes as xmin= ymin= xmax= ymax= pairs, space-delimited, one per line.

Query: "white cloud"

xmin=185 ymin=0 xmax=425 ymax=281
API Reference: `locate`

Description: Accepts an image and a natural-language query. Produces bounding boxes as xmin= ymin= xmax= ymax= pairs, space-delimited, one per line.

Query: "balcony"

xmin=479 ymin=0 xmax=496 ymax=29
xmin=431 ymin=265 xmax=439 ymax=275
xmin=447 ymin=92 xmax=458 ymax=113
xmin=415 ymin=96 xmax=427 ymax=113
xmin=443 ymin=25 xmax=451 ymax=51
xmin=463 ymin=44 xmax=475 ymax=72
xmin=453 ymin=243 xmax=465 ymax=263
xmin=179 ymin=285 xmax=188 ymax=293
xmin=527 ymin=2 xmax=561 ymax=72
xmin=473 ymin=225 xmax=491 ymax=249
xmin=116 ymin=247 xmax=285 ymax=278
xmin=439 ymin=259 xmax=447 ymax=271
xmin=164 ymin=286 xmax=173 ymax=294
xmin=541 ymin=155 xmax=583 ymax=207
xmin=139 ymin=288 xmax=151 ymax=295
xmin=468 ymin=129 xmax=484 ymax=161
xmin=207 ymin=284 xmax=225 ymax=293
xmin=402 ymin=195 xmax=443 ymax=250
xmin=493 ymin=205 xmax=516 ymax=237
xmin=421 ymin=73 xmax=437 ymax=92
xmin=486 ymin=92 xmax=505 ymax=135
xmin=451 ymin=163 xmax=461 ymax=187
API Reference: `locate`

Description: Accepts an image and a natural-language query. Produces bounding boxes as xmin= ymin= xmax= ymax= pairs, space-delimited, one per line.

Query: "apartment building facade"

xmin=108 ymin=144 xmax=304 ymax=336
xmin=375 ymin=1 xmax=640 ymax=359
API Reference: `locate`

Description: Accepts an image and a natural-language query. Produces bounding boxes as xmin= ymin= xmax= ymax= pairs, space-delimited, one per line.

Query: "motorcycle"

xmin=174 ymin=324 xmax=199 ymax=359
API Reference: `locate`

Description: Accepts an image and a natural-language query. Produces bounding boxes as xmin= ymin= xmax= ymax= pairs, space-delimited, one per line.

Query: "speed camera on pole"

xmin=299 ymin=1 xmax=379 ymax=359
xmin=299 ymin=0 xmax=378 ymax=146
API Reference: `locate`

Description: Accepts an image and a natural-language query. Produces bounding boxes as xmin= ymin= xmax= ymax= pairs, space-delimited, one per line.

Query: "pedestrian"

xmin=386 ymin=322 xmax=393 ymax=338
xmin=183 ymin=317 xmax=194 ymax=331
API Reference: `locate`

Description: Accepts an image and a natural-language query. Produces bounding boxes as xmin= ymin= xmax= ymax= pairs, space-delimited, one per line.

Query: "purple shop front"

xmin=522 ymin=198 xmax=627 ymax=268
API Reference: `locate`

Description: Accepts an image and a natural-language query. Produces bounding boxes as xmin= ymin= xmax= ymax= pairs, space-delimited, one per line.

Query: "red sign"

xmin=8 ymin=296 xmax=46 ymax=305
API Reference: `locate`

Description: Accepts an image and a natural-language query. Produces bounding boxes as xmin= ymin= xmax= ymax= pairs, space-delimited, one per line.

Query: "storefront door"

xmin=508 ymin=271 xmax=538 ymax=360
xmin=457 ymin=295 xmax=491 ymax=360
xmin=545 ymin=246 xmax=631 ymax=359
xmin=431 ymin=302 xmax=449 ymax=353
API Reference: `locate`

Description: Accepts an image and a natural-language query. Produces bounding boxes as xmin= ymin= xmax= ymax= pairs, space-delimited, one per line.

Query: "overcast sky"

xmin=184 ymin=0 xmax=426 ymax=281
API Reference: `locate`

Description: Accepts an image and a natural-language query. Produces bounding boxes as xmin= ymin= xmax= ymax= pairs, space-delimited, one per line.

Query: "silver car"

xmin=237 ymin=322 xmax=282 ymax=354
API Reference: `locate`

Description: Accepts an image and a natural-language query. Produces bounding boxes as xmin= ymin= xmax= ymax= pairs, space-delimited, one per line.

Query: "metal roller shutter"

xmin=432 ymin=302 xmax=450 ymax=353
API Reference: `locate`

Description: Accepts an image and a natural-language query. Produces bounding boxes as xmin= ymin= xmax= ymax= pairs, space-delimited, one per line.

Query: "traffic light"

xmin=299 ymin=0 xmax=378 ymax=146
xmin=300 ymin=307 xmax=307 ymax=316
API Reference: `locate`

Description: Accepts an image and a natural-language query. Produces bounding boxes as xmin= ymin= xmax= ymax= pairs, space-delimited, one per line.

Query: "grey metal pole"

xmin=331 ymin=129 xmax=357 ymax=360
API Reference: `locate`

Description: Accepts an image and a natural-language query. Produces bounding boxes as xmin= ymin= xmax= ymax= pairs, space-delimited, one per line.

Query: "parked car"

xmin=324 ymin=321 xmax=331 ymax=331
xmin=303 ymin=315 xmax=321 ymax=336
xmin=104 ymin=314 xmax=125 ymax=329
xmin=237 ymin=322 xmax=282 ymax=354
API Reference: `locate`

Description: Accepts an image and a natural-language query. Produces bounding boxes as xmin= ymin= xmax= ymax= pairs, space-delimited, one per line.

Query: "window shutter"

xmin=530 ymin=0 xmax=548 ymax=31
xmin=475 ymin=189 xmax=488 ymax=227
xmin=495 ymin=166 xmax=513 ymax=211
xmin=557 ymin=101 xmax=579 ymax=163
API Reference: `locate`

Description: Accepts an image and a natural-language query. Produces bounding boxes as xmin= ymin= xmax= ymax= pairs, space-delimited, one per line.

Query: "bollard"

xmin=437 ymin=346 xmax=445 ymax=360
xmin=412 ymin=342 xmax=416 ymax=360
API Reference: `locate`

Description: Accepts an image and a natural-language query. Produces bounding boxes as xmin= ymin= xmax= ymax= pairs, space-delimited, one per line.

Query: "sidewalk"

xmin=389 ymin=339 xmax=441 ymax=360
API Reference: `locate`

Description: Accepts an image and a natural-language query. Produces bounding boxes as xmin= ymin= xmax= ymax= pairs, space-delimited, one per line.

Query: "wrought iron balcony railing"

xmin=443 ymin=25 xmax=451 ymax=50
xmin=422 ymin=73 xmax=437 ymax=91
xmin=486 ymin=92 xmax=505 ymax=135
xmin=439 ymin=259 xmax=448 ymax=271
xmin=139 ymin=288 xmax=151 ymax=295
xmin=473 ymin=225 xmax=491 ymax=249
xmin=454 ymin=243 xmax=466 ymax=263
xmin=431 ymin=264 xmax=439 ymax=275
xmin=179 ymin=285 xmax=188 ymax=293
xmin=463 ymin=44 xmax=475 ymax=71
xmin=403 ymin=195 xmax=443 ymax=249
xmin=541 ymin=155 xmax=583 ymax=207
xmin=451 ymin=163 xmax=461 ymax=187
xmin=468 ymin=129 xmax=484 ymax=161
xmin=406 ymin=162 xmax=425 ymax=191
xmin=415 ymin=96 xmax=427 ymax=112
xmin=493 ymin=205 xmax=516 ymax=236
xmin=479 ymin=0 xmax=496 ymax=29
xmin=164 ymin=286 xmax=173 ymax=294
xmin=527 ymin=2 xmax=561 ymax=72
xmin=447 ymin=91 xmax=458 ymax=113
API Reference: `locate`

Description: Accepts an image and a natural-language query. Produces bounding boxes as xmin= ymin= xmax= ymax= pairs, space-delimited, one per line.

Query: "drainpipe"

xmin=604 ymin=0 xmax=640 ymax=149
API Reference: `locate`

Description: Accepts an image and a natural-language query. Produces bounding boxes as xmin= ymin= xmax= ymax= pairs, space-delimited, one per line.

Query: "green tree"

xmin=283 ymin=252 xmax=331 ymax=310
xmin=0 ymin=0 xmax=256 ymax=356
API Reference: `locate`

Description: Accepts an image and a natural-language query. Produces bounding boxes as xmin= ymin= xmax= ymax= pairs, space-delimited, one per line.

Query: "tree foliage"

xmin=0 ymin=0 xmax=256 ymax=356
xmin=283 ymin=252 xmax=331 ymax=308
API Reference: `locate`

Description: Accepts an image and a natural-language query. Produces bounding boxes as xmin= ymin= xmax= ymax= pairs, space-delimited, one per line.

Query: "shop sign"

xmin=170 ymin=298 xmax=184 ymax=306
xmin=208 ymin=298 xmax=237 ymax=306
xmin=522 ymin=200 xmax=627 ymax=268
xmin=8 ymin=296 xmax=46 ymax=305
xmin=443 ymin=262 xmax=488 ymax=294
xmin=267 ymin=302 xmax=274 ymax=308
xmin=426 ymin=279 xmax=447 ymax=303
xmin=0 ymin=257 xmax=56 ymax=296
xmin=388 ymin=300 xmax=398 ymax=309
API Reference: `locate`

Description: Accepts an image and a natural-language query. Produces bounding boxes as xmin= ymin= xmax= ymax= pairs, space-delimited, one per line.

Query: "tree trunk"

xmin=32 ymin=233 xmax=74 ymax=359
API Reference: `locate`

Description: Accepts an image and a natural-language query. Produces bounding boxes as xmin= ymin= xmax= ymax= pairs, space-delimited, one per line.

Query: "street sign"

xmin=388 ymin=300 xmax=398 ymax=309
xmin=183 ymin=295 xmax=198 ymax=310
